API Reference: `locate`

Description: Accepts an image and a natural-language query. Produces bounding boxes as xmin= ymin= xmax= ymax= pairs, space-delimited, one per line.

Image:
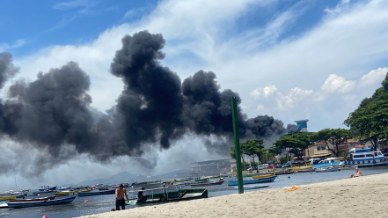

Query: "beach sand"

xmin=78 ymin=172 xmax=388 ymax=218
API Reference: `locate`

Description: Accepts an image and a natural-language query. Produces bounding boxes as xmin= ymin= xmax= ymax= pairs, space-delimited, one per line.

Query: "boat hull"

xmin=190 ymin=181 xmax=224 ymax=187
xmin=7 ymin=196 xmax=76 ymax=208
xmin=316 ymin=167 xmax=339 ymax=173
xmin=228 ymin=175 xmax=277 ymax=186
xmin=8 ymin=196 xmax=55 ymax=203
xmin=343 ymin=159 xmax=386 ymax=167
xmin=0 ymin=196 xmax=17 ymax=201
xmin=126 ymin=188 xmax=208 ymax=205
xmin=78 ymin=189 xmax=115 ymax=197
xmin=252 ymin=174 xmax=276 ymax=179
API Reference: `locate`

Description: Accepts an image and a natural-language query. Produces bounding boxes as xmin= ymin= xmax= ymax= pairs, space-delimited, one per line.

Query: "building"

xmin=295 ymin=119 xmax=309 ymax=132
xmin=304 ymin=139 xmax=363 ymax=160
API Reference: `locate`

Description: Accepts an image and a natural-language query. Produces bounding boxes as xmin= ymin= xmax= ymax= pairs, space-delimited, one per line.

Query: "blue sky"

xmin=1 ymin=0 xmax=388 ymax=189
xmin=0 ymin=0 xmax=157 ymax=56
xmin=2 ymin=0 xmax=347 ymax=57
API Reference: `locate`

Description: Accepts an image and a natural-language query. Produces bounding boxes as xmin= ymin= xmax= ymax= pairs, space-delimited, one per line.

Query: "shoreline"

xmin=77 ymin=172 xmax=388 ymax=218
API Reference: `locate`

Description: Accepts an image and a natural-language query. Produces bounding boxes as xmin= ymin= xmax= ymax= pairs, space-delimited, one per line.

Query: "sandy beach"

xmin=78 ymin=172 xmax=388 ymax=218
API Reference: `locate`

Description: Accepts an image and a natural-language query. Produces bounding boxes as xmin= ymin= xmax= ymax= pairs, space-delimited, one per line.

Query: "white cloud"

xmin=0 ymin=39 xmax=26 ymax=52
xmin=53 ymin=0 xmax=94 ymax=10
xmin=276 ymin=87 xmax=313 ymax=110
xmin=360 ymin=67 xmax=388 ymax=86
xmin=321 ymin=74 xmax=355 ymax=93
xmin=250 ymin=85 xmax=277 ymax=100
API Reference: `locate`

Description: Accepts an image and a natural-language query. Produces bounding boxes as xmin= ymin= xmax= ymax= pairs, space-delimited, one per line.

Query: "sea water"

xmin=2 ymin=166 xmax=388 ymax=218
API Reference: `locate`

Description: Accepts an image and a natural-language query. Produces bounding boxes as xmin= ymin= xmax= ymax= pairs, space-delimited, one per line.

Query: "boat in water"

xmin=38 ymin=186 xmax=57 ymax=191
xmin=313 ymin=158 xmax=341 ymax=169
xmin=228 ymin=175 xmax=277 ymax=186
xmin=78 ymin=189 xmax=115 ymax=197
xmin=251 ymin=173 xmax=276 ymax=179
xmin=8 ymin=196 xmax=56 ymax=203
xmin=190 ymin=181 xmax=224 ymax=187
xmin=0 ymin=201 xmax=8 ymax=209
xmin=7 ymin=196 xmax=76 ymax=208
xmin=316 ymin=166 xmax=340 ymax=173
xmin=55 ymin=190 xmax=77 ymax=196
xmin=126 ymin=187 xmax=208 ymax=205
xmin=0 ymin=195 xmax=16 ymax=201
xmin=342 ymin=147 xmax=386 ymax=167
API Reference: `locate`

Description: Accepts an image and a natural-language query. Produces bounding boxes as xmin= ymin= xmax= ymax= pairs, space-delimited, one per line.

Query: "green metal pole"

xmin=231 ymin=97 xmax=244 ymax=194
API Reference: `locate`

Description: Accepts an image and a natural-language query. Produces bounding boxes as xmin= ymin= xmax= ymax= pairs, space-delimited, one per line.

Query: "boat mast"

xmin=15 ymin=177 xmax=18 ymax=190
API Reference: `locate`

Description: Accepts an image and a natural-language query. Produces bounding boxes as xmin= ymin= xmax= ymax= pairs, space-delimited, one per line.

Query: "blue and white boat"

xmin=313 ymin=157 xmax=341 ymax=169
xmin=227 ymin=175 xmax=277 ymax=186
xmin=343 ymin=147 xmax=386 ymax=167
xmin=7 ymin=196 xmax=76 ymax=208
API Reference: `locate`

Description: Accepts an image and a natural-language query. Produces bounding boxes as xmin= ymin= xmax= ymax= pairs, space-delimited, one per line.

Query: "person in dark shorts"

xmin=115 ymin=184 xmax=129 ymax=210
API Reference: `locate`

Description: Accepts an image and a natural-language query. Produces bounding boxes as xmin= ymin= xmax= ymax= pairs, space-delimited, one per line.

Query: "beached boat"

xmin=316 ymin=166 xmax=339 ymax=173
xmin=252 ymin=173 xmax=276 ymax=179
xmin=228 ymin=175 xmax=277 ymax=186
xmin=7 ymin=196 xmax=76 ymax=208
xmin=343 ymin=147 xmax=386 ymax=167
xmin=78 ymin=189 xmax=115 ymax=197
xmin=126 ymin=188 xmax=208 ymax=205
xmin=8 ymin=196 xmax=55 ymax=203
xmin=190 ymin=181 xmax=224 ymax=187
xmin=0 ymin=195 xmax=17 ymax=201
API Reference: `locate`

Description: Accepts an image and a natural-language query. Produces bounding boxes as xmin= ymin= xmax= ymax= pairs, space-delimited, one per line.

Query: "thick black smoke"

xmin=109 ymin=32 xmax=184 ymax=151
xmin=0 ymin=32 xmax=294 ymax=175
xmin=0 ymin=53 xmax=18 ymax=89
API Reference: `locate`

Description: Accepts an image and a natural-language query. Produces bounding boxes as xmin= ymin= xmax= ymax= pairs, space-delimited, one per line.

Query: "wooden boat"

xmin=228 ymin=175 xmax=277 ymax=186
xmin=190 ymin=181 xmax=224 ymax=187
xmin=7 ymin=196 xmax=76 ymax=208
xmin=126 ymin=188 xmax=208 ymax=205
xmin=252 ymin=173 xmax=276 ymax=179
xmin=0 ymin=195 xmax=17 ymax=201
xmin=78 ymin=189 xmax=115 ymax=197
xmin=8 ymin=196 xmax=55 ymax=203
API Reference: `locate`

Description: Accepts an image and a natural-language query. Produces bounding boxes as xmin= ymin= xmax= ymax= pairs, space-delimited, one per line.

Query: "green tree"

xmin=274 ymin=132 xmax=314 ymax=159
xmin=314 ymin=128 xmax=352 ymax=157
xmin=230 ymin=139 xmax=265 ymax=169
xmin=345 ymin=72 xmax=388 ymax=150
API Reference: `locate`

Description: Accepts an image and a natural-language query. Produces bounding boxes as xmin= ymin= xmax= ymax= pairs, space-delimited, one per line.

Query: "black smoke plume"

xmin=0 ymin=32 xmax=294 ymax=175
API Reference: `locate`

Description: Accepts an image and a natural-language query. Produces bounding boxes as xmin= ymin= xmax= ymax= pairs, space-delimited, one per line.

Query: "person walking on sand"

xmin=115 ymin=184 xmax=129 ymax=210
xmin=350 ymin=167 xmax=363 ymax=178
